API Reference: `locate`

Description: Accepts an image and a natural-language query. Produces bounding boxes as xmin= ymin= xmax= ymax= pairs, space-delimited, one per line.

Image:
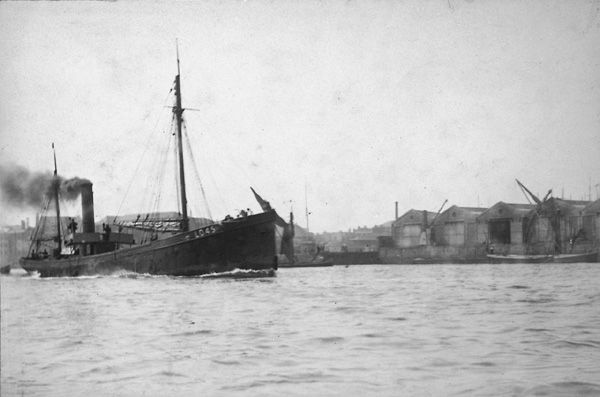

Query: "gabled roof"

xmin=583 ymin=199 xmax=600 ymax=215
xmin=393 ymin=209 xmax=437 ymax=226
xmin=524 ymin=197 xmax=591 ymax=218
xmin=509 ymin=197 xmax=592 ymax=219
xmin=477 ymin=202 xmax=535 ymax=222
xmin=435 ymin=205 xmax=488 ymax=224
xmin=543 ymin=198 xmax=590 ymax=216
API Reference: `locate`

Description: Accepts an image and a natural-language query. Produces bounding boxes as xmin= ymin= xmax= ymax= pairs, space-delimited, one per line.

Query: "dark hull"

xmin=279 ymin=260 xmax=334 ymax=268
xmin=487 ymin=251 xmax=598 ymax=264
xmin=20 ymin=211 xmax=278 ymax=277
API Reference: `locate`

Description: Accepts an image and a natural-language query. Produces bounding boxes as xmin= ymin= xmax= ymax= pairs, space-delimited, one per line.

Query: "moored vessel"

xmin=487 ymin=251 xmax=598 ymax=264
xmin=486 ymin=180 xmax=599 ymax=264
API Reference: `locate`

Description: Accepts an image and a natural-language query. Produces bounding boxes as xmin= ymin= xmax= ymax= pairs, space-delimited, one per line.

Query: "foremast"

xmin=174 ymin=43 xmax=189 ymax=232
xmin=52 ymin=143 xmax=62 ymax=256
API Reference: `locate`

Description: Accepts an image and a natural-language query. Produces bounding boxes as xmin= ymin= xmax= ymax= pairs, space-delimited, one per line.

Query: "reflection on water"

xmin=2 ymin=264 xmax=600 ymax=396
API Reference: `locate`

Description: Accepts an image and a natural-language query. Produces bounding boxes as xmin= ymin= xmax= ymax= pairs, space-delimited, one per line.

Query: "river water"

xmin=2 ymin=264 xmax=600 ymax=396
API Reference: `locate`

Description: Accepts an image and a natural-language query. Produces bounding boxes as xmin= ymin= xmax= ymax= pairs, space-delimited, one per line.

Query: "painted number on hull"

xmin=196 ymin=225 xmax=219 ymax=238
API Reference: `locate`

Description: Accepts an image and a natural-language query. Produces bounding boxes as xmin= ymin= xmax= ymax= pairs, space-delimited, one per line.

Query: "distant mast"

xmin=305 ymin=182 xmax=309 ymax=233
xmin=174 ymin=41 xmax=189 ymax=232
xmin=52 ymin=143 xmax=62 ymax=255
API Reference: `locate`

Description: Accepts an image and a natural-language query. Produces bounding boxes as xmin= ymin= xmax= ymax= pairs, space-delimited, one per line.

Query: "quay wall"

xmin=322 ymin=252 xmax=382 ymax=265
xmin=379 ymin=246 xmax=488 ymax=264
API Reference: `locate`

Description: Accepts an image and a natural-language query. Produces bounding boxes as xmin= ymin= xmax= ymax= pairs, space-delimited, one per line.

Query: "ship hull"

xmin=487 ymin=251 xmax=598 ymax=264
xmin=279 ymin=260 xmax=334 ymax=268
xmin=20 ymin=211 xmax=278 ymax=277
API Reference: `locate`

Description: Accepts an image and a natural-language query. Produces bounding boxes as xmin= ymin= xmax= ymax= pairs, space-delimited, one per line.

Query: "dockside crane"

xmin=423 ymin=199 xmax=448 ymax=245
xmin=516 ymin=179 xmax=562 ymax=254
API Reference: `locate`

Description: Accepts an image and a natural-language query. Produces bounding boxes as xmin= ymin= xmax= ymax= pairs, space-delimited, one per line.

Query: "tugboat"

xmin=19 ymin=50 xmax=282 ymax=277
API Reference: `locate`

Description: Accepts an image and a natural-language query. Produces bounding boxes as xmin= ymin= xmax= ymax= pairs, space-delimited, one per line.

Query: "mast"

xmin=305 ymin=182 xmax=309 ymax=233
xmin=174 ymin=41 xmax=189 ymax=232
xmin=289 ymin=211 xmax=295 ymax=262
xmin=52 ymin=143 xmax=62 ymax=255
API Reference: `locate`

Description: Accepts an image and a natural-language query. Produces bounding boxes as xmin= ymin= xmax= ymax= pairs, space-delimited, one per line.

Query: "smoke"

xmin=0 ymin=163 xmax=91 ymax=209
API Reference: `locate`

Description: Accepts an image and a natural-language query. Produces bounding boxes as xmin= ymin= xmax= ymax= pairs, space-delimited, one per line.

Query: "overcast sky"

xmin=1 ymin=0 xmax=599 ymax=232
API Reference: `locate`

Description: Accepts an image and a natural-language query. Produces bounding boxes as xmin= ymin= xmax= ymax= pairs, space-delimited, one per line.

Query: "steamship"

xmin=19 ymin=52 xmax=288 ymax=278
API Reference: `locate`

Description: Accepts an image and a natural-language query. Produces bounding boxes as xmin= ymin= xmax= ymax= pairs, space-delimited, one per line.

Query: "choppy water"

xmin=2 ymin=264 xmax=600 ymax=396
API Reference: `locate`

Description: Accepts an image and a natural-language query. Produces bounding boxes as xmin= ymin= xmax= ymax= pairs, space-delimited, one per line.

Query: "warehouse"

xmin=476 ymin=202 xmax=534 ymax=253
xmin=431 ymin=206 xmax=487 ymax=247
xmin=582 ymin=199 xmax=600 ymax=245
xmin=523 ymin=198 xmax=592 ymax=254
xmin=392 ymin=209 xmax=438 ymax=248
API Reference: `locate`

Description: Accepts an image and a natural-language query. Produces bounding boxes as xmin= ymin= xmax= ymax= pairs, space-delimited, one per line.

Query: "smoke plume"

xmin=0 ymin=163 xmax=91 ymax=209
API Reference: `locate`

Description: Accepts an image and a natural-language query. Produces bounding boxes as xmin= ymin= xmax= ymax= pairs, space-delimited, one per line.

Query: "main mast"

xmin=52 ymin=143 xmax=62 ymax=255
xmin=174 ymin=43 xmax=189 ymax=232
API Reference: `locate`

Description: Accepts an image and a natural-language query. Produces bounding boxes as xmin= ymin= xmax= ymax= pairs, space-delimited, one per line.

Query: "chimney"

xmin=81 ymin=181 xmax=95 ymax=233
xmin=422 ymin=210 xmax=428 ymax=229
xmin=395 ymin=201 xmax=398 ymax=220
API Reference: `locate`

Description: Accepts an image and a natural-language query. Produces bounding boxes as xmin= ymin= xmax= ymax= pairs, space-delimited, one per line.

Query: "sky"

xmin=0 ymin=0 xmax=599 ymax=232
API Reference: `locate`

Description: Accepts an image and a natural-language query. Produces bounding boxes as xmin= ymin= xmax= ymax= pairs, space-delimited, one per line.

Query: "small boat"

xmin=278 ymin=256 xmax=334 ymax=268
xmin=487 ymin=251 xmax=598 ymax=264
xmin=19 ymin=49 xmax=283 ymax=278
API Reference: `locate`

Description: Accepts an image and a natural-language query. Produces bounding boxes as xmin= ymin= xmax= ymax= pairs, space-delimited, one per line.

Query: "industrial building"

xmin=391 ymin=209 xmax=438 ymax=248
xmin=583 ymin=199 xmax=600 ymax=244
xmin=430 ymin=205 xmax=487 ymax=247
xmin=519 ymin=198 xmax=596 ymax=255
xmin=0 ymin=224 xmax=33 ymax=267
xmin=475 ymin=202 xmax=535 ymax=252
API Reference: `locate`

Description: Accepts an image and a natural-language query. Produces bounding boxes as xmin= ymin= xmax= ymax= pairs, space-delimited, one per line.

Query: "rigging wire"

xmin=182 ymin=119 xmax=213 ymax=221
xmin=143 ymin=123 xmax=174 ymax=243
xmin=183 ymin=117 xmax=231 ymax=215
xmin=137 ymin=112 xmax=175 ymax=244
xmin=113 ymin=84 xmax=176 ymax=223
xmin=28 ymin=195 xmax=51 ymax=255
xmin=29 ymin=188 xmax=72 ymax=255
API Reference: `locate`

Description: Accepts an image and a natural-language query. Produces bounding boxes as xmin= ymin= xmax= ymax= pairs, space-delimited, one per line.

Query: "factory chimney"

xmin=395 ymin=201 xmax=398 ymax=220
xmin=80 ymin=181 xmax=95 ymax=233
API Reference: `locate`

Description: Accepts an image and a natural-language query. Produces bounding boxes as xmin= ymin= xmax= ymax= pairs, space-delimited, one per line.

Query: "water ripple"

xmin=524 ymin=381 xmax=600 ymax=396
xmin=2 ymin=264 xmax=600 ymax=396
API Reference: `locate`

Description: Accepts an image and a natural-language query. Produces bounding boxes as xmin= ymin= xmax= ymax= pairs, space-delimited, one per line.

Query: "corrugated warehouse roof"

xmin=477 ymin=202 xmax=535 ymax=222
xmin=528 ymin=198 xmax=591 ymax=218
xmin=435 ymin=205 xmax=488 ymax=224
xmin=393 ymin=209 xmax=438 ymax=226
